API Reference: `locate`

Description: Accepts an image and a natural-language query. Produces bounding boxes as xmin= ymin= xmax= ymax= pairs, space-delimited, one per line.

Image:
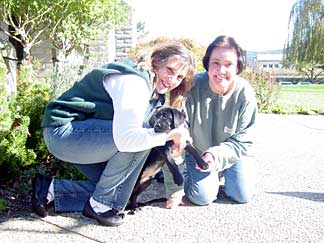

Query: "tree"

xmin=49 ymin=0 xmax=129 ymax=57
xmin=0 ymin=0 xmax=128 ymax=60
xmin=284 ymin=0 xmax=324 ymax=81
xmin=0 ymin=1 xmax=128 ymax=63
xmin=0 ymin=0 xmax=128 ymax=92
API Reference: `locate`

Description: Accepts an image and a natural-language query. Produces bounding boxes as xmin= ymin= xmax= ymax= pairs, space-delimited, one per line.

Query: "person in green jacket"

xmin=164 ymin=35 xmax=258 ymax=208
xmin=31 ymin=42 xmax=195 ymax=226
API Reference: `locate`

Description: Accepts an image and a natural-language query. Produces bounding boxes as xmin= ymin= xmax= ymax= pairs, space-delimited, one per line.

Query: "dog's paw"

xmin=127 ymin=207 xmax=141 ymax=215
xmin=173 ymin=174 xmax=183 ymax=186
xmin=126 ymin=202 xmax=145 ymax=215
xmin=197 ymin=161 xmax=209 ymax=170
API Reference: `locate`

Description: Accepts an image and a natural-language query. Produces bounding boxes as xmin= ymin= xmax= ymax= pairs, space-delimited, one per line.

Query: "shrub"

xmin=0 ymin=61 xmax=51 ymax=182
xmin=128 ymin=36 xmax=206 ymax=73
xmin=0 ymin=199 xmax=8 ymax=212
xmin=241 ymin=70 xmax=279 ymax=112
xmin=270 ymin=104 xmax=291 ymax=114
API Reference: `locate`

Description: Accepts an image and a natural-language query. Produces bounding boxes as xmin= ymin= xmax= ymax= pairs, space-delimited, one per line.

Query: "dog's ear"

xmin=149 ymin=106 xmax=162 ymax=127
xmin=149 ymin=113 xmax=156 ymax=128
xmin=172 ymin=109 xmax=186 ymax=128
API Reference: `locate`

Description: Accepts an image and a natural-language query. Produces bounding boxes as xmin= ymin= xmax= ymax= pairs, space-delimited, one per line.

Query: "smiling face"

xmin=207 ymin=47 xmax=238 ymax=95
xmin=154 ymin=55 xmax=189 ymax=94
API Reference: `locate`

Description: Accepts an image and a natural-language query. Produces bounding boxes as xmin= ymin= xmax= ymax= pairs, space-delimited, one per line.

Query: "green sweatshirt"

xmin=185 ymin=72 xmax=258 ymax=171
xmin=41 ymin=60 xmax=158 ymax=128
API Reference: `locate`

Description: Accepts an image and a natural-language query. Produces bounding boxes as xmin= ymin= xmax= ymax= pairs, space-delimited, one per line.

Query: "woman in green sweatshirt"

xmin=165 ymin=35 xmax=258 ymax=208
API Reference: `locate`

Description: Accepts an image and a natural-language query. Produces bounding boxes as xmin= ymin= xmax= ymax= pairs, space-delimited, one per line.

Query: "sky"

xmin=129 ymin=0 xmax=297 ymax=52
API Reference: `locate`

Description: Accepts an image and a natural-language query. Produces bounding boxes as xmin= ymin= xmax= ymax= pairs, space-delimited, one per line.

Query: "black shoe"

xmin=82 ymin=200 xmax=125 ymax=227
xmin=31 ymin=173 xmax=52 ymax=217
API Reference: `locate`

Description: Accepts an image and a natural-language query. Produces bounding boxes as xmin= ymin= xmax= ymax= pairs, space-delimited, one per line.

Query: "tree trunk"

xmin=0 ymin=39 xmax=17 ymax=94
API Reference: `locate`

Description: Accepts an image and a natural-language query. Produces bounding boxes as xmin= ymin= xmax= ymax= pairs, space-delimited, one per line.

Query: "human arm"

xmin=103 ymin=74 xmax=167 ymax=152
xmin=204 ymin=98 xmax=257 ymax=172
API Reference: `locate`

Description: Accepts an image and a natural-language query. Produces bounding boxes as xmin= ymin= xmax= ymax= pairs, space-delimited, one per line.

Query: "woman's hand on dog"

xmin=166 ymin=127 xmax=192 ymax=157
xmin=170 ymin=144 xmax=182 ymax=158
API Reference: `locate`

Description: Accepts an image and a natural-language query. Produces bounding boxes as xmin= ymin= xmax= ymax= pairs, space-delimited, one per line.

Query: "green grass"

xmin=274 ymin=84 xmax=324 ymax=113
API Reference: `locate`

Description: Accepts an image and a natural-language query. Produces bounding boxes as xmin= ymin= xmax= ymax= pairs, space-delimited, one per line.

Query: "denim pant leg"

xmin=44 ymin=119 xmax=118 ymax=164
xmin=43 ymin=119 xmax=150 ymax=212
xmin=223 ymin=158 xmax=257 ymax=203
xmin=92 ymin=149 xmax=151 ymax=211
xmin=184 ymin=153 xmax=219 ymax=206
xmin=53 ymin=162 xmax=107 ymax=212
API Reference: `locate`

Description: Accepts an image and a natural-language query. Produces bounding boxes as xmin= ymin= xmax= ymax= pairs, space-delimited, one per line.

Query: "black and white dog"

xmin=128 ymin=106 xmax=209 ymax=211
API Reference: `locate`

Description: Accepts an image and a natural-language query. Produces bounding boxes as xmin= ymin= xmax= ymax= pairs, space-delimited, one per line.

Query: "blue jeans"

xmin=43 ymin=119 xmax=151 ymax=212
xmin=184 ymin=153 xmax=256 ymax=205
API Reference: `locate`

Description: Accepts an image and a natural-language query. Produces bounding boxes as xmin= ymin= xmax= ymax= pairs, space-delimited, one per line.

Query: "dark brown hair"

xmin=202 ymin=35 xmax=245 ymax=74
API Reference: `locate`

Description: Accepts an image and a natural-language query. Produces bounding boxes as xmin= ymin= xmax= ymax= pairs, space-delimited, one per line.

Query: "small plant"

xmin=241 ymin=70 xmax=279 ymax=113
xmin=270 ymin=104 xmax=290 ymax=114
xmin=296 ymin=106 xmax=316 ymax=115
xmin=0 ymin=199 xmax=8 ymax=212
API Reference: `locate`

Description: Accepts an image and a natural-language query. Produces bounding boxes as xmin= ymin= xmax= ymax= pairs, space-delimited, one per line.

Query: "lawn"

xmin=275 ymin=84 xmax=324 ymax=113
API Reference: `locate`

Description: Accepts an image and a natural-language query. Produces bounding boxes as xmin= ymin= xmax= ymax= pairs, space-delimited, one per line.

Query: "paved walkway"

xmin=1 ymin=114 xmax=324 ymax=243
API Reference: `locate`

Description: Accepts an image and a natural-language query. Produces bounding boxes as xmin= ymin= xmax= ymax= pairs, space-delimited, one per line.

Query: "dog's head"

xmin=149 ymin=106 xmax=186 ymax=133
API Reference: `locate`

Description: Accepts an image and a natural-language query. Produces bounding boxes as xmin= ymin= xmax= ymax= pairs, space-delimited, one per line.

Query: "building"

xmin=253 ymin=54 xmax=283 ymax=71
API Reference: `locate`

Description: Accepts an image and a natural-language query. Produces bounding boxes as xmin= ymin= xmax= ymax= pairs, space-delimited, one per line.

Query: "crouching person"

xmin=31 ymin=42 xmax=195 ymax=226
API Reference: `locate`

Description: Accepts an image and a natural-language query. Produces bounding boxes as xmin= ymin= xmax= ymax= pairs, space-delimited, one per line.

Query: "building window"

xmin=275 ymin=64 xmax=279 ymax=68
xmin=269 ymin=64 xmax=273 ymax=68
xmin=263 ymin=64 xmax=267 ymax=68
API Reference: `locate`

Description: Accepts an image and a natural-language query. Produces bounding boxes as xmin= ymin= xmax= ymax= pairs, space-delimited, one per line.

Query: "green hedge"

xmin=0 ymin=62 xmax=50 ymax=182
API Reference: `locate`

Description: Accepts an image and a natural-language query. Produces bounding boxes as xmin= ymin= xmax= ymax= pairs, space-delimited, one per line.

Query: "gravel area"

xmin=1 ymin=114 xmax=323 ymax=243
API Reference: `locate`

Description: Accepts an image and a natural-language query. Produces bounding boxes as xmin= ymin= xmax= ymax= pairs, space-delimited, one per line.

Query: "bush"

xmin=128 ymin=36 xmax=206 ymax=73
xmin=0 ymin=199 xmax=8 ymax=212
xmin=241 ymin=70 xmax=279 ymax=112
xmin=0 ymin=61 xmax=51 ymax=183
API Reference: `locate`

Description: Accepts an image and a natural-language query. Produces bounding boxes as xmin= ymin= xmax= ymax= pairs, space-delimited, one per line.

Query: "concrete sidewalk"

xmin=1 ymin=114 xmax=324 ymax=243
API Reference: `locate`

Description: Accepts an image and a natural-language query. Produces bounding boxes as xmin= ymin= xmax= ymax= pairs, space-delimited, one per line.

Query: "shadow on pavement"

xmin=266 ymin=191 xmax=324 ymax=202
